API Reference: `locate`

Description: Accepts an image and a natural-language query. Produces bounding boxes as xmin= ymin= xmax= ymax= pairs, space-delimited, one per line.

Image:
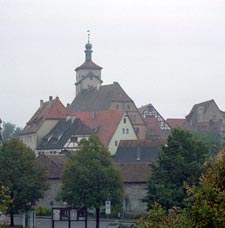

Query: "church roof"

xmin=69 ymin=82 xmax=133 ymax=113
xmin=21 ymin=97 xmax=68 ymax=135
xmin=75 ymin=60 xmax=102 ymax=71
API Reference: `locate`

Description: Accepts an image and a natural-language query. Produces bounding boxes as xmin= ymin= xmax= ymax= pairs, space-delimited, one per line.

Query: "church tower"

xmin=75 ymin=33 xmax=103 ymax=96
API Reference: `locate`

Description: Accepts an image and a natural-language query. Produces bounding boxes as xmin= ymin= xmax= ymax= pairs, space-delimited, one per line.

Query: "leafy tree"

xmin=185 ymin=151 xmax=225 ymax=227
xmin=2 ymin=122 xmax=22 ymax=141
xmin=60 ymin=135 xmax=123 ymax=228
xmin=192 ymin=130 xmax=224 ymax=157
xmin=0 ymin=138 xmax=48 ymax=226
xmin=135 ymin=203 xmax=191 ymax=228
xmin=0 ymin=186 xmax=11 ymax=213
xmin=145 ymin=128 xmax=208 ymax=210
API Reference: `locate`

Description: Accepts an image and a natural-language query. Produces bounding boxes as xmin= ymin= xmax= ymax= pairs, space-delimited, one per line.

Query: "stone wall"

xmin=36 ymin=179 xmax=62 ymax=209
xmin=124 ymin=183 xmax=147 ymax=214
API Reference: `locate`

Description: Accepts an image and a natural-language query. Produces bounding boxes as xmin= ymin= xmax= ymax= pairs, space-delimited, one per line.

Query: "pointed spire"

xmin=85 ymin=30 xmax=93 ymax=61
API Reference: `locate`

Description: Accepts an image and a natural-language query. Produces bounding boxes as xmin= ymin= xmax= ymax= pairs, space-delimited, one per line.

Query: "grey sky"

xmin=1 ymin=0 xmax=225 ymax=127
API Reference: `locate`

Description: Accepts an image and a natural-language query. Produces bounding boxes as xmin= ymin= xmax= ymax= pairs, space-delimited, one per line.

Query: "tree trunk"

xmin=10 ymin=211 xmax=14 ymax=227
xmin=96 ymin=207 xmax=100 ymax=228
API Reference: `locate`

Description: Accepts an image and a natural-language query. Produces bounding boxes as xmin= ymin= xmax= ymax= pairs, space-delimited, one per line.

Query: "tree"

xmin=60 ymin=135 xmax=123 ymax=228
xmin=145 ymin=128 xmax=208 ymax=210
xmin=191 ymin=130 xmax=224 ymax=157
xmin=185 ymin=151 xmax=225 ymax=227
xmin=2 ymin=122 xmax=22 ymax=141
xmin=0 ymin=138 xmax=48 ymax=226
xmin=0 ymin=186 xmax=11 ymax=214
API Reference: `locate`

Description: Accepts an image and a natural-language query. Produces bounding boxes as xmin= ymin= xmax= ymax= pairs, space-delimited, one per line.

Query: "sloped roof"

xmin=36 ymin=154 xmax=68 ymax=179
xmin=114 ymin=140 xmax=160 ymax=163
xmin=75 ymin=60 xmax=102 ymax=71
xmin=69 ymin=82 xmax=133 ymax=113
xmin=21 ymin=97 xmax=68 ymax=135
xmin=36 ymin=118 xmax=94 ymax=150
xmin=186 ymin=99 xmax=217 ymax=120
xmin=166 ymin=118 xmax=186 ymax=128
xmin=116 ymin=163 xmax=151 ymax=183
xmin=72 ymin=111 xmax=125 ymax=146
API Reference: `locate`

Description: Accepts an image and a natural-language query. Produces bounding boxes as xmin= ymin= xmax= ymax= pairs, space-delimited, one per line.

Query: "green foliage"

xmin=192 ymin=130 xmax=224 ymax=157
xmin=0 ymin=186 xmax=12 ymax=213
xmin=60 ymin=135 xmax=123 ymax=209
xmin=2 ymin=122 xmax=22 ymax=141
xmin=35 ymin=206 xmax=51 ymax=216
xmin=0 ymin=139 xmax=48 ymax=225
xmin=185 ymin=153 xmax=225 ymax=227
xmin=145 ymin=128 xmax=208 ymax=210
xmin=60 ymin=135 xmax=123 ymax=228
xmin=135 ymin=203 xmax=191 ymax=228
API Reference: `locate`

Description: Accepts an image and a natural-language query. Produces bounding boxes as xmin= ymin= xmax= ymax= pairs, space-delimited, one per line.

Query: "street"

xmin=13 ymin=215 xmax=134 ymax=228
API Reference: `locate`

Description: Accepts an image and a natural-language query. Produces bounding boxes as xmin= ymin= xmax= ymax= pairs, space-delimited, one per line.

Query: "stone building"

xmin=185 ymin=99 xmax=225 ymax=134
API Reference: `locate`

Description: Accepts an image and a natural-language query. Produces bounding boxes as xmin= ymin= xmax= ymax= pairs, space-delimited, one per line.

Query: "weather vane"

xmin=87 ymin=30 xmax=90 ymax=43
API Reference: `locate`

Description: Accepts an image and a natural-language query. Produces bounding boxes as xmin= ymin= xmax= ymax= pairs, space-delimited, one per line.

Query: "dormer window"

xmin=137 ymin=147 xmax=141 ymax=161
xmin=70 ymin=136 xmax=78 ymax=143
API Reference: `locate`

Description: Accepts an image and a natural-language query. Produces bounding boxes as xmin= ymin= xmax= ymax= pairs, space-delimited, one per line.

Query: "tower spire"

xmin=85 ymin=30 xmax=92 ymax=61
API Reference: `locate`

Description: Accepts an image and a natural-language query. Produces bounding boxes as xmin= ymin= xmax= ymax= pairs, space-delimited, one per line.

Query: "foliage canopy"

xmin=145 ymin=128 xmax=208 ymax=210
xmin=0 ymin=139 xmax=48 ymax=225
xmin=61 ymin=135 xmax=123 ymax=208
xmin=60 ymin=135 xmax=123 ymax=228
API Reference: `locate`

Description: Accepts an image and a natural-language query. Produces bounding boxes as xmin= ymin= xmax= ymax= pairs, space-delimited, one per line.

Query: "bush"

xmin=35 ymin=207 xmax=51 ymax=216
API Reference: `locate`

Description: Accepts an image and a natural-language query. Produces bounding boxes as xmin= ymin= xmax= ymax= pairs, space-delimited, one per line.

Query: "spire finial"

xmin=87 ymin=30 xmax=90 ymax=43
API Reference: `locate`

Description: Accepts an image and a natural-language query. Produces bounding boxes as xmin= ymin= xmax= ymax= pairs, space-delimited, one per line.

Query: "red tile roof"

xmin=72 ymin=111 xmax=125 ymax=146
xmin=166 ymin=118 xmax=186 ymax=128
xmin=119 ymin=139 xmax=158 ymax=147
xmin=21 ymin=97 xmax=68 ymax=135
xmin=35 ymin=154 xmax=68 ymax=179
xmin=115 ymin=163 xmax=151 ymax=183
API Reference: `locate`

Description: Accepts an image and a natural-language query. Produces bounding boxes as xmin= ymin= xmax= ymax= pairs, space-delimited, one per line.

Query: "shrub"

xmin=35 ymin=207 xmax=51 ymax=216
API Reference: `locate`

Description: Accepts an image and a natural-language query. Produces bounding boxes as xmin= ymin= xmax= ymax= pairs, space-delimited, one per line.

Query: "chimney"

xmin=40 ymin=100 xmax=44 ymax=109
xmin=49 ymin=96 xmax=53 ymax=108
xmin=91 ymin=112 xmax=96 ymax=119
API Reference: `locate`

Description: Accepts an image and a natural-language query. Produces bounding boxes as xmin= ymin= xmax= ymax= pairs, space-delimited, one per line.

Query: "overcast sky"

xmin=1 ymin=0 xmax=225 ymax=128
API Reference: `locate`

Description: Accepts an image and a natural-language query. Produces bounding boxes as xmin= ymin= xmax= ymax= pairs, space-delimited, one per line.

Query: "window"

xmin=123 ymin=118 xmax=126 ymax=124
xmin=90 ymin=76 xmax=93 ymax=80
xmin=126 ymin=128 xmax=129 ymax=134
xmin=115 ymin=140 xmax=118 ymax=146
xmin=122 ymin=128 xmax=125 ymax=134
xmin=116 ymin=104 xmax=119 ymax=109
xmin=129 ymin=115 xmax=136 ymax=122
xmin=70 ymin=136 xmax=78 ymax=143
xmin=135 ymin=127 xmax=139 ymax=136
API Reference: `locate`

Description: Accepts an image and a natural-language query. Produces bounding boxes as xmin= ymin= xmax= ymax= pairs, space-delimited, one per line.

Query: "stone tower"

xmin=74 ymin=35 xmax=103 ymax=95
